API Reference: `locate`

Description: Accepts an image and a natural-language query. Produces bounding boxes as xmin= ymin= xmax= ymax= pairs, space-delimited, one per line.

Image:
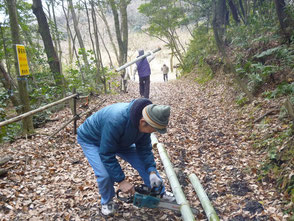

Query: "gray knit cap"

xmin=142 ymin=104 xmax=171 ymax=134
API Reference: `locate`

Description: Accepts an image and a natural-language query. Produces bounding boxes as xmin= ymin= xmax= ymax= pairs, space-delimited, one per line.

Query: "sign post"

xmin=16 ymin=44 xmax=30 ymax=76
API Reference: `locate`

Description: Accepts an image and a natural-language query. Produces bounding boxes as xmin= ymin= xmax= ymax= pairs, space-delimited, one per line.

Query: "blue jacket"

xmin=77 ymin=100 xmax=156 ymax=183
xmin=136 ymin=50 xmax=151 ymax=78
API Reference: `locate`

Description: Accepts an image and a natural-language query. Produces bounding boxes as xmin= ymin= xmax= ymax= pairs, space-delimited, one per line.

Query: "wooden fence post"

xmin=73 ymin=88 xmax=78 ymax=134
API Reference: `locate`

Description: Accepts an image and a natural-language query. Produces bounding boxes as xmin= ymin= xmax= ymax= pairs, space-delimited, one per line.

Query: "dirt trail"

xmin=0 ymin=79 xmax=287 ymax=220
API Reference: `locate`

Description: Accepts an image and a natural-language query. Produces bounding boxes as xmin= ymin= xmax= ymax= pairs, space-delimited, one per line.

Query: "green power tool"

xmin=117 ymin=184 xmax=199 ymax=214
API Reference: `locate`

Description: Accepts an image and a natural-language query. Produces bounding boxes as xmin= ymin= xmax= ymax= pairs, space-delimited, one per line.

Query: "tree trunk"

xmin=6 ymin=0 xmax=34 ymax=135
xmin=90 ymin=1 xmax=107 ymax=93
xmin=167 ymin=30 xmax=184 ymax=65
xmin=239 ymin=0 xmax=246 ymax=20
xmin=0 ymin=61 xmax=21 ymax=114
xmin=109 ymin=0 xmax=124 ymax=66
xmin=32 ymin=0 xmax=65 ymax=94
xmin=51 ymin=0 xmax=63 ymax=73
xmin=170 ymin=54 xmax=174 ymax=73
xmin=67 ymin=25 xmax=73 ymax=64
xmin=45 ymin=1 xmax=56 ymax=49
xmin=243 ymin=0 xmax=250 ymax=24
xmin=212 ymin=0 xmax=227 ymax=40
xmin=84 ymin=1 xmax=98 ymax=62
xmin=174 ymin=29 xmax=186 ymax=54
xmin=212 ymin=0 xmax=254 ymax=102
xmin=61 ymin=0 xmax=80 ymax=69
xmin=68 ymin=0 xmax=89 ymax=67
xmin=284 ymin=98 xmax=294 ymax=120
xmin=228 ymin=0 xmax=240 ymax=23
xmin=97 ymin=3 xmax=119 ymax=64
xmin=274 ymin=0 xmax=293 ymax=41
xmin=0 ymin=24 xmax=12 ymax=77
xmin=109 ymin=0 xmax=129 ymax=92
xmin=120 ymin=0 xmax=129 ymax=93
xmin=120 ymin=0 xmax=128 ymax=65
xmin=97 ymin=29 xmax=114 ymax=68
xmin=85 ymin=1 xmax=102 ymax=88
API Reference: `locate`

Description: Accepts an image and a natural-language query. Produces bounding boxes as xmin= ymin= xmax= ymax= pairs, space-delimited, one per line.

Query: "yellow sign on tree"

xmin=16 ymin=44 xmax=30 ymax=76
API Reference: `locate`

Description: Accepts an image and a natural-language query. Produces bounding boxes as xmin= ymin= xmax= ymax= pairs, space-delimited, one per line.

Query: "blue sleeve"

xmin=135 ymin=134 xmax=156 ymax=173
xmin=99 ymin=121 xmax=125 ymax=183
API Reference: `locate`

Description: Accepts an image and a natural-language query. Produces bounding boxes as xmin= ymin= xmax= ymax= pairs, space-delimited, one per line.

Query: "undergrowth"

xmin=182 ymin=3 xmax=294 ymax=216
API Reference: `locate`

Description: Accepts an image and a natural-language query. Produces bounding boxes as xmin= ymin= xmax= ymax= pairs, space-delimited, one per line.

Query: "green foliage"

xmin=194 ymin=62 xmax=214 ymax=85
xmin=182 ymin=0 xmax=213 ymax=26
xmin=29 ymin=70 xmax=64 ymax=104
xmin=0 ymin=122 xmax=21 ymax=143
xmin=236 ymin=93 xmax=249 ymax=106
xmin=182 ymin=27 xmax=216 ymax=83
xmin=138 ymin=0 xmax=187 ymax=63
xmin=183 ymin=26 xmax=217 ymax=73
xmin=67 ymin=67 xmax=88 ymax=92
xmin=255 ymin=44 xmax=294 ymax=68
xmin=183 ymin=0 xmax=294 ymax=215
xmin=227 ymin=5 xmax=294 ymax=98
xmin=236 ymin=41 xmax=294 ymax=96
xmin=0 ymin=87 xmax=10 ymax=107
xmin=103 ymin=67 xmax=120 ymax=92
xmin=236 ymin=60 xmax=278 ymax=93
xmin=65 ymin=48 xmax=119 ymax=95
xmin=65 ymin=49 xmax=104 ymax=94
xmin=248 ymin=63 xmax=277 ymax=91
xmin=139 ymin=0 xmax=187 ymax=37
xmin=254 ymin=46 xmax=282 ymax=59
xmin=255 ymin=124 xmax=294 ymax=207
xmin=0 ymin=88 xmax=22 ymax=142
xmin=264 ymin=83 xmax=294 ymax=99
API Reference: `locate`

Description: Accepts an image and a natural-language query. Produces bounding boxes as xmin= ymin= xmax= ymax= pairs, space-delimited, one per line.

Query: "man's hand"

xmin=118 ymin=180 xmax=135 ymax=195
xmin=149 ymin=172 xmax=162 ymax=188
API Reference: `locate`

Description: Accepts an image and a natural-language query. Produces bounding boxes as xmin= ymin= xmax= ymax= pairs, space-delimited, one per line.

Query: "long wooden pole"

xmin=0 ymin=94 xmax=78 ymax=127
xmin=189 ymin=173 xmax=220 ymax=221
xmin=115 ymin=47 xmax=161 ymax=72
xmin=151 ymin=133 xmax=196 ymax=221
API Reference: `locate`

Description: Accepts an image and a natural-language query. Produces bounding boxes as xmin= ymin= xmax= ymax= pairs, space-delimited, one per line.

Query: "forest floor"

xmin=0 ymin=75 xmax=291 ymax=221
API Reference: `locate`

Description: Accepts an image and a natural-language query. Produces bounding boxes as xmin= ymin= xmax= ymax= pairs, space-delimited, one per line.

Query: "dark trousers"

xmin=139 ymin=76 xmax=150 ymax=99
xmin=163 ymin=74 xmax=168 ymax=82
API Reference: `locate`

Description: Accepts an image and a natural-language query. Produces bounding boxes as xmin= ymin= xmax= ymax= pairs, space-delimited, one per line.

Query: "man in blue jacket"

xmin=77 ymin=98 xmax=174 ymax=216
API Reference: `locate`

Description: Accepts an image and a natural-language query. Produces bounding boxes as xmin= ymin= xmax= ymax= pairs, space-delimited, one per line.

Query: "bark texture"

xmin=32 ymin=0 xmax=65 ymax=90
xmin=6 ymin=0 xmax=34 ymax=135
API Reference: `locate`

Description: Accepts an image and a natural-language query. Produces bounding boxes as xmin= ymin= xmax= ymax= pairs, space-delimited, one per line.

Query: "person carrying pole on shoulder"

xmin=133 ymin=50 xmax=155 ymax=99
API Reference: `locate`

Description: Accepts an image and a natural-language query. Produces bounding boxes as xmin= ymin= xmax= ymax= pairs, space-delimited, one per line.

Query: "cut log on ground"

xmin=254 ymin=109 xmax=279 ymax=123
xmin=0 ymin=156 xmax=13 ymax=166
xmin=0 ymin=168 xmax=8 ymax=177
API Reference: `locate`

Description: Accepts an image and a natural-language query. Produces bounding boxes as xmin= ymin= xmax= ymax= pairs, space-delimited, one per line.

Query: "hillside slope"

xmin=0 ymin=78 xmax=291 ymax=220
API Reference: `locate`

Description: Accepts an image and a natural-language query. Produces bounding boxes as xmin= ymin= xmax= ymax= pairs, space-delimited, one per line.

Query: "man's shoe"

xmin=161 ymin=191 xmax=176 ymax=203
xmin=101 ymin=200 xmax=117 ymax=216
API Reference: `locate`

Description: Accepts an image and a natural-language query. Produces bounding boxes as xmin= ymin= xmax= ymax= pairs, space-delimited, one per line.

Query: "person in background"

xmin=77 ymin=98 xmax=175 ymax=216
xmin=161 ymin=64 xmax=169 ymax=82
xmin=133 ymin=50 xmax=155 ymax=99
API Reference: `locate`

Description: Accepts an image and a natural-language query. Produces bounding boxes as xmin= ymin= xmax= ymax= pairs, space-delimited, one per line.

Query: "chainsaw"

xmin=116 ymin=184 xmax=198 ymax=214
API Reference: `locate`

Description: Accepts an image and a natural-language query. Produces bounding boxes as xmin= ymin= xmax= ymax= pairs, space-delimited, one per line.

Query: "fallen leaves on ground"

xmin=0 ymin=77 xmax=290 ymax=221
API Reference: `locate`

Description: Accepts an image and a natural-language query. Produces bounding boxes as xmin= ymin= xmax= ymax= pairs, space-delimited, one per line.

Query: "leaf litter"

xmin=0 ymin=78 xmax=289 ymax=220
